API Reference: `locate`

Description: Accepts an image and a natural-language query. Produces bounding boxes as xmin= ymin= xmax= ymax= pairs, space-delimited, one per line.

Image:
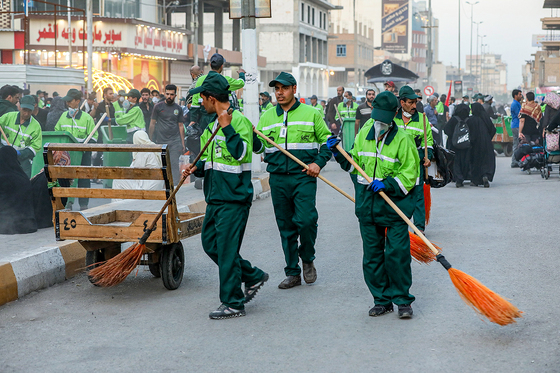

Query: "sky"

xmin=429 ymin=0 xmax=554 ymax=89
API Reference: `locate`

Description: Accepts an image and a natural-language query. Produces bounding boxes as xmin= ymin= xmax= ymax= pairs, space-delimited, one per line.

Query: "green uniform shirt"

xmin=115 ymin=105 xmax=145 ymax=133
xmin=335 ymin=119 xmax=419 ymax=226
xmin=193 ymin=109 xmax=253 ymax=205
xmin=336 ymin=101 xmax=359 ymax=120
xmin=435 ymin=101 xmax=444 ymax=114
xmin=38 ymin=99 xmax=45 ymax=108
xmin=0 ymin=111 xmax=42 ymax=161
xmin=254 ymin=101 xmax=331 ymax=174
xmin=191 ymin=73 xmax=246 ymax=111
xmin=260 ymin=101 xmax=274 ymax=116
xmin=393 ymin=110 xmax=434 ymax=161
xmin=310 ymin=103 xmax=324 ymax=118
xmin=54 ymin=109 xmax=98 ymax=142
xmin=113 ymin=101 xmax=125 ymax=119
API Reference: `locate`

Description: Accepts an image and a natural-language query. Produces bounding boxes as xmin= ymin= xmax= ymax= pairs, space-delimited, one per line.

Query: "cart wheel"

xmin=161 ymin=242 xmax=184 ymax=290
xmin=148 ymin=263 xmax=161 ymax=278
xmin=85 ymin=250 xmax=105 ymax=286
xmin=503 ymin=143 xmax=513 ymax=157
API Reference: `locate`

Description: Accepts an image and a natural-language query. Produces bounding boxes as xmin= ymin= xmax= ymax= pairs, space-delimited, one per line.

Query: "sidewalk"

xmin=0 ymin=173 xmax=270 ymax=307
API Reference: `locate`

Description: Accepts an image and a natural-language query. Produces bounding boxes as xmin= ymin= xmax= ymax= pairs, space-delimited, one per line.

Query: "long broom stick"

xmin=422 ymin=113 xmax=432 ymax=225
xmin=89 ymin=111 xmax=229 ymax=286
xmin=335 ymin=143 xmax=522 ymax=326
xmin=254 ymin=128 xmax=434 ymax=263
xmin=84 ymin=113 xmax=107 ymax=144
xmin=0 ymin=125 xmax=11 ymax=145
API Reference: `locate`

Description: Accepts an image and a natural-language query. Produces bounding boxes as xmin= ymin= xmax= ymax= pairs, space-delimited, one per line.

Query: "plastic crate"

xmin=341 ymin=118 xmax=356 ymax=153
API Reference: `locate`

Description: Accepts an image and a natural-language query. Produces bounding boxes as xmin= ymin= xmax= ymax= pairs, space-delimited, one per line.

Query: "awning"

xmin=365 ymin=59 xmax=419 ymax=83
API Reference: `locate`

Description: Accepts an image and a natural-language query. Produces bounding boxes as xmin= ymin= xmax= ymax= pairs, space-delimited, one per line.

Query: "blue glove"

xmin=327 ymin=135 xmax=341 ymax=155
xmin=368 ymin=180 xmax=386 ymax=193
xmin=16 ymin=150 xmax=21 ymax=156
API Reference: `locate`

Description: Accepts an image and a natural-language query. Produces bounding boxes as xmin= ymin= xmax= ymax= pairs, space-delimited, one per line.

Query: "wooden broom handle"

xmin=105 ymin=101 xmax=113 ymax=140
xmin=83 ymin=113 xmax=107 ymax=144
xmin=335 ymin=143 xmax=440 ymax=255
xmin=0 ymin=125 xmax=11 ymax=146
xmin=254 ymin=127 xmax=355 ymax=203
xmin=422 ymin=113 xmax=429 ymax=179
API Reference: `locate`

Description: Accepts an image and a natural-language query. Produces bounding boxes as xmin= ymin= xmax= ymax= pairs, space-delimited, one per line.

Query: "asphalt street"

xmin=1 ymin=157 xmax=559 ymax=372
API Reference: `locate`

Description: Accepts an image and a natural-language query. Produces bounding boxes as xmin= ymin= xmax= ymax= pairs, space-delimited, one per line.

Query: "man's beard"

xmin=166 ymin=98 xmax=174 ymax=105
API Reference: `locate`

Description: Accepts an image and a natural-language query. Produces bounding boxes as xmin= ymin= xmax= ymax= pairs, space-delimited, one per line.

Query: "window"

xmin=324 ymin=14 xmax=327 ymax=29
xmin=336 ymin=44 xmax=346 ymax=57
xmin=307 ymin=5 xmax=310 ymax=23
xmin=319 ymin=11 xmax=322 ymax=28
xmin=301 ymin=3 xmax=305 ymax=22
xmin=312 ymin=8 xmax=315 ymax=26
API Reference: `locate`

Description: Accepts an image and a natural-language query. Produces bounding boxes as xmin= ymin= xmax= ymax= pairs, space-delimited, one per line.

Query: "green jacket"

xmin=435 ymin=101 xmax=444 ymax=114
xmin=393 ymin=109 xmax=434 ymax=161
xmin=0 ymin=111 xmax=43 ymax=174
xmin=191 ymin=73 xmax=246 ymax=123
xmin=260 ymin=101 xmax=274 ymax=116
xmin=335 ymin=119 xmax=420 ymax=226
xmin=254 ymin=101 xmax=332 ymax=174
xmin=113 ymin=101 xmax=125 ymax=119
xmin=115 ymin=105 xmax=145 ymax=133
xmin=0 ymin=99 xmax=18 ymax=119
xmin=193 ymin=109 xmax=253 ymax=205
xmin=336 ymin=101 xmax=359 ymax=120
xmin=311 ymin=103 xmax=324 ymax=118
xmin=54 ymin=109 xmax=98 ymax=142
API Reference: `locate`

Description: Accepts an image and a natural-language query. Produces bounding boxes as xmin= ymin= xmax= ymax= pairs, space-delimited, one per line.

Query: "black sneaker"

xmin=209 ymin=304 xmax=246 ymax=320
xmin=398 ymin=304 xmax=413 ymax=319
xmin=369 ymin=304 xmax=394 ymax=317
xmin=482 ymin=176 xmax=490 ymax=188
xmin=244 ymin=272 xmax=269 ymax=304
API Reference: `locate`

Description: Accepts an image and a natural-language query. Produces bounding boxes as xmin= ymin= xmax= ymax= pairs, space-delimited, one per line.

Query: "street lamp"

xmin=479 ymin=34 xmax=486 ymax=91
xmin=466 ymin=1 xmax=479 ymax=87
xmin=481 ymin=43 xmax=488 ymax=93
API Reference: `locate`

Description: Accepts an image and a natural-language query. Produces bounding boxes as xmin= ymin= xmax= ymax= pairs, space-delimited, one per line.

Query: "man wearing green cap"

xmin=0 ymin=95 xmax=42 ymax=178
xmin=113 ymin=90 xmax=126 ymax=119
xmin=115 ymin=89 xmax=145 ymax=143
xmin=254 ymin=72 xmax=332 ymax=289
xmin=327 ymin=91 xmax=419 ymax=319
xmin=259 ymin=91 xmax=273 ymax=116
xmin=185 ymin=71 xmax=268 ymax=320
xmin=336 ymin=91 xmax=359 ymax=124
xmin=55 ymin=88 xmax=98 ymax=210
xmin=310 ymin=95 xmax=324 ymax=118
xmin=393 ymin=85 xmax=433 ymax=233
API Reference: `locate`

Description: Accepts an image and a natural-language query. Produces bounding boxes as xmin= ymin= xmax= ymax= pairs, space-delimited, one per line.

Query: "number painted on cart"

xmin=63 ymin=218 xmax=77 ymax=230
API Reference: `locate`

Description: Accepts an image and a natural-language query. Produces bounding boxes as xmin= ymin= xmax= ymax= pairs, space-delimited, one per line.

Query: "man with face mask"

xmin=55 ymin=89 xmax=98 ymax=210
xmin=0 ymin=95 xmax=42 ymax=178
xmin=327 ymin=91 xmax=419 ymax=319
xmin=115 ymin=89 xmax=145 ymax=143
xmin=393 ymin=86 xmax=433 ymax=234
xmin=335 ymin=91 xmax=359 ymax=131
xmin=356 ymin=89 xmax=376 ymax=134
xmin=254 ymin=72 xmax=332 ymax=289
xmin=113 ymin=90 xmax=126 ymax=119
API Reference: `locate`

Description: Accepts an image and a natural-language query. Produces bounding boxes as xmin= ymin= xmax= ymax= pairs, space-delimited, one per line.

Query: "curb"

xmin=0 ymin=174 xmax=270 ymax=307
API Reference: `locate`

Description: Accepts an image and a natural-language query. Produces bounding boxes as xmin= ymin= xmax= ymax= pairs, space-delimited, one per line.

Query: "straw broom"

xmin=422 ymin=114 xmax=432 ymax=225
xmin=335 ymin=143 xmax=522 ymax=326
xmin=253 ymin=128 xmax=435 ymax=264
xmin=88 ymin=111 xmax=228 ymax=286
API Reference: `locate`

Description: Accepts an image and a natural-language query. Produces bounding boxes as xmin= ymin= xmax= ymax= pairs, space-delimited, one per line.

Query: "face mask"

xmin=152 ymin=97 xmax=159 ymax=104
xmin=123 ymin=99 xmax=131 ymax=111
xmin=343 ymin=97 xmax=348 ymax=104
xmin=68 ymin=107 xmax=77 ymax=117
xmin=119 ymin=96 xmax=125 ymax=103
xmin=403 ymin=111 xmax=412 ymax=118
xmin=374 ymin=121 xmax=390 ymax=137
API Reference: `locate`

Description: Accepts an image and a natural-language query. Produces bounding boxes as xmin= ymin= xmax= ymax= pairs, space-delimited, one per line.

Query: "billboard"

xmin=381 ymin=0 xmax=409 ymax=54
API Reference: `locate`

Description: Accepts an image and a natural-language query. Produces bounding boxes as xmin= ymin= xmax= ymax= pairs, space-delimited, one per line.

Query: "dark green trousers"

xmin=412 ymin=164 xmax=426 ymax=231
xmin=269 ymin=173 xmax=318 ymax=276
xmin=359 ymin=222 xmax=415 ymax=306
xmin=201 ymin=202 xmax=264 ymax=310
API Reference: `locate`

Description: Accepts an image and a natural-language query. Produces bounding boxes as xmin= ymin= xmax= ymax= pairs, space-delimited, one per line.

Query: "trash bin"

xmin=342 ymin=118 xmax=356 ymax=153
xmin=31 ymin=131 xmax=83 ymax=178
xmin=99 ymin=125 xmax=131 ymax=188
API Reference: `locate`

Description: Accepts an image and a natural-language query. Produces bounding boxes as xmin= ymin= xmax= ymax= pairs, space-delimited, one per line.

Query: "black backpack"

xmin=428 ymin=144 xmax=455 ymax=188
xmin=452 ymin=118 xmax=471 ymax=149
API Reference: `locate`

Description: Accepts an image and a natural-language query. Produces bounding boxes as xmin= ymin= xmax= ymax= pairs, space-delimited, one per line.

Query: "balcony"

xmin=542 ymin=17 xmax=560 ymax=30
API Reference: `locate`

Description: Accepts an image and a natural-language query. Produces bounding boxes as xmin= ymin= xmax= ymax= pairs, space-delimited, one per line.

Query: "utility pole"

xmin=67 ymin=0 xmax=72 ymax=67
xmin=427 ymin=0 xmax=432 ymax=86
xmin=458 ymin=0 xmax=460 ymax=76
xmin=466 ymin=1 xmax=478 ymax=90
xmin=193 ymin=0 xmax=199 ymax=66
xmin=87 ymin=0 xmax=92 ymax=93
xmin=353 ymin=0 xmax=358 ymax=90
xmin=241 ymin=0 xmax=261 ymax=172
xmin=473 ymin=21 xmax=482 ymax=92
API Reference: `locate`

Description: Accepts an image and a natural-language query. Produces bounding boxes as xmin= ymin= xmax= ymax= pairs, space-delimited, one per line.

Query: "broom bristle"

xmin=88 ymin=243 xmax=147 ymax=287
xmin=448 ymin=268 xmax=522 ymax=326
xmin=409 ymin=232 xmax=438 ymax=264
xmin=423 ymin=183 xmax=431 ymax=225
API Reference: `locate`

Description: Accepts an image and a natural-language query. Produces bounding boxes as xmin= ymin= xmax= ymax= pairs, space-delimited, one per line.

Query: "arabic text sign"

xmin=381 ymin=0 xmax=408 ymax=54
xmin=31 ymin=19 xmax=187 ymax=56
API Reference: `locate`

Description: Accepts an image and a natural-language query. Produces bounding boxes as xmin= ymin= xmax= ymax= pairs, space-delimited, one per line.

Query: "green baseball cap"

xmin=126 ymin=89 xmax=141 ymax=99
xmin=20 ymin=95 xmax=35 ymax=110
xmin=62 ymin=88 xmax=82 ymax=102
xmin=260 ymin=91 xmax=271 ymax=98
xmin=189 ymin=71 xmax=231 ymax=96
xmin=269 ymin=72 xmax=297 ymax=87
xmin=398 ymin=85 xmax=420 ymax=101
xmin=371 ymin=91 xmax=399 ymax=124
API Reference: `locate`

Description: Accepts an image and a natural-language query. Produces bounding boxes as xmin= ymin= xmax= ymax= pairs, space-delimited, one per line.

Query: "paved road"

xmin=1 ymin=157 xmax=559 ymax=372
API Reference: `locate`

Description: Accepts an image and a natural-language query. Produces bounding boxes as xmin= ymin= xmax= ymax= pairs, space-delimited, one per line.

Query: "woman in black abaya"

xmin=468 ymin=103 xmax=497 ymax=187
xmin=0 ymin=146 xmax=37 ymax=234
xmin=444 ymin=103 xmax=471 ymax=187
